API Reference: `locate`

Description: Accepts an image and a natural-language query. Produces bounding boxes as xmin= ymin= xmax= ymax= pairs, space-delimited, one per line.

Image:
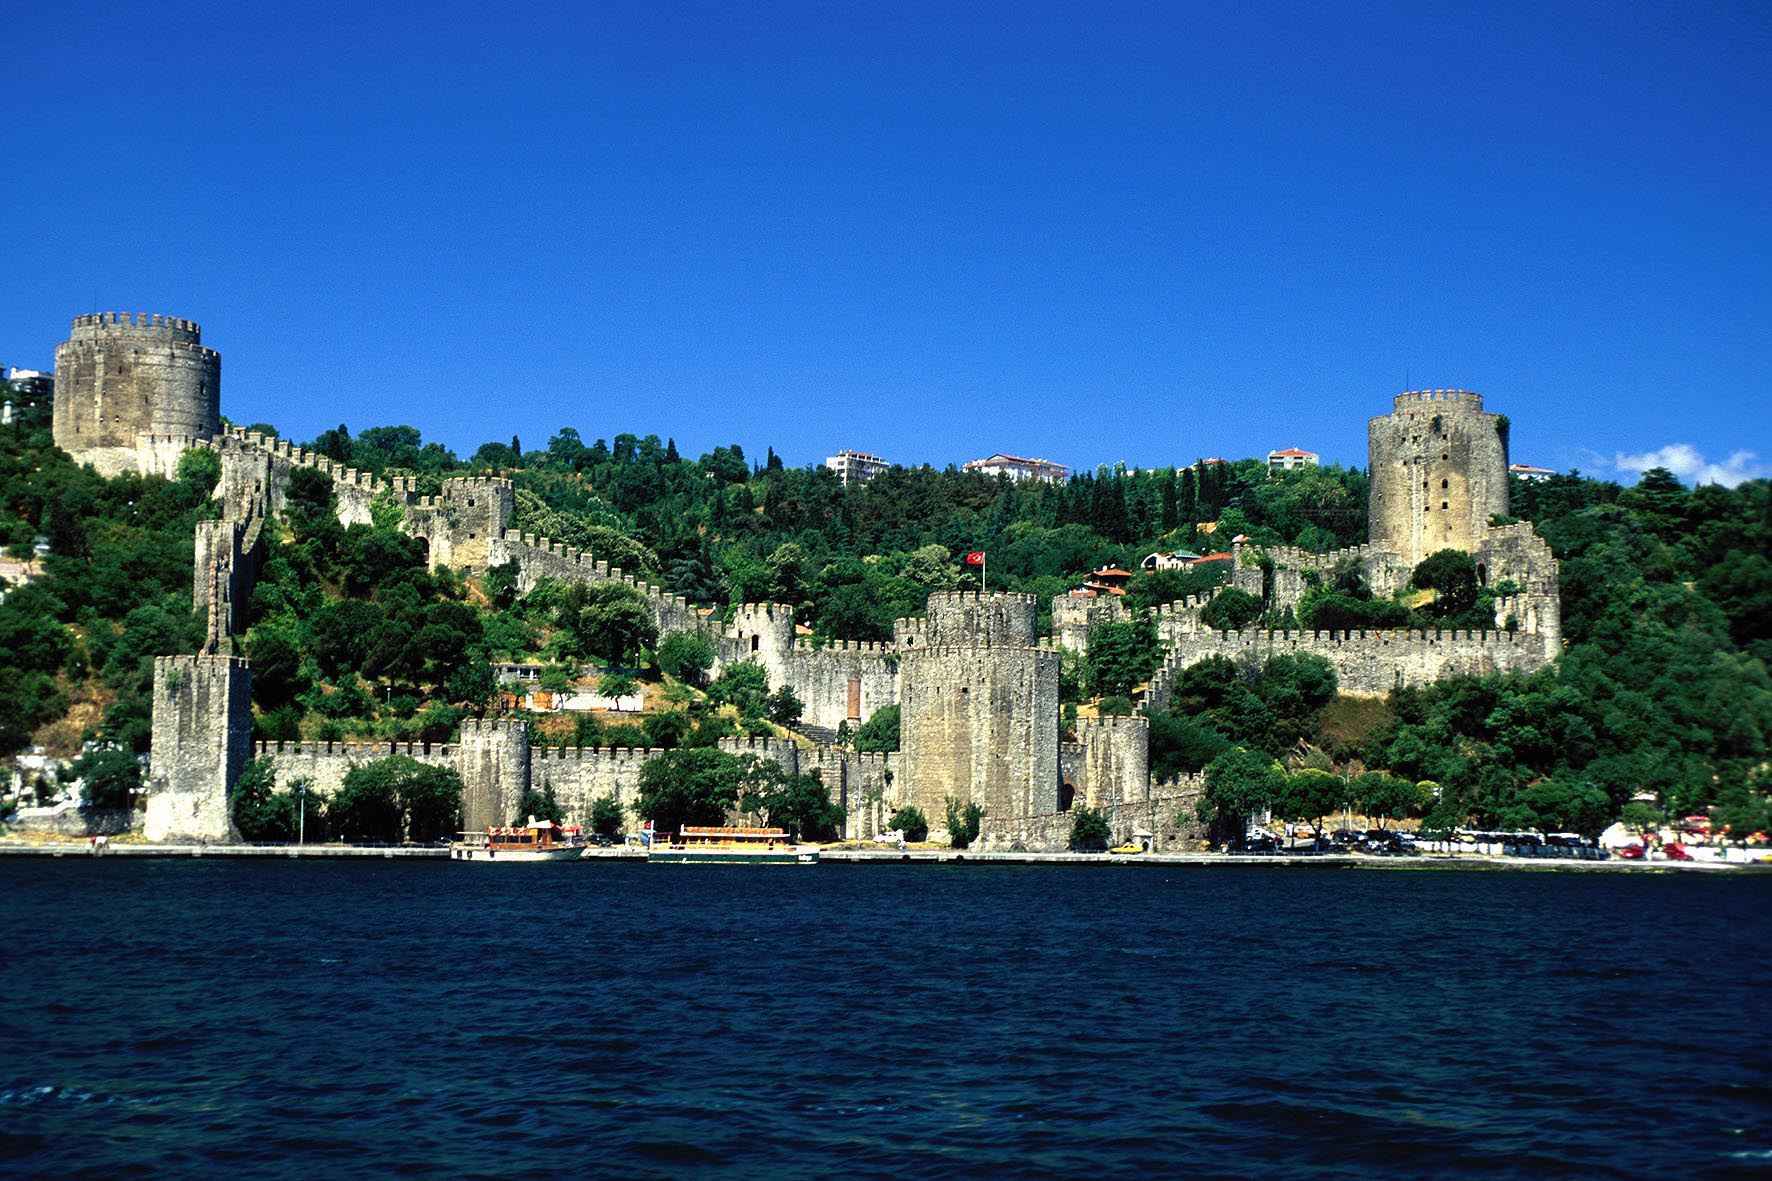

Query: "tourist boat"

xmin=647 ymin=825 xmax=819 ymax=864
xmin=451 ymin=818 xmax=587 ymax=861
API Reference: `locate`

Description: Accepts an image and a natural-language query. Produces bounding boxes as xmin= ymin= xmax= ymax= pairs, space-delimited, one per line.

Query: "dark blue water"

xmin=2 ymin=861 xmax=1768 ymax=1179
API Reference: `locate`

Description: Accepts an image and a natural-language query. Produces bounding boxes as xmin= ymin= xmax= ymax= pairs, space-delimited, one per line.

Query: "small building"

xmin=1509 ymin=463 xmax=1556 ymax=482
xmin=963 ymin=453 xmax=1068 ymax=484
xmin=1267 ymin=447 xmax=1319 ymax=473
xmin=1140 ymin=550 xmax=1201 ymax=571
xmin=825 ymin=449 xmax=890 ymax=487
xmin=1079 ymin=565 xmax=1133 ymax=596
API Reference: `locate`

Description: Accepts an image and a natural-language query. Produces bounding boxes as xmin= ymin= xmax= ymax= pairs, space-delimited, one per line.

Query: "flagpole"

xmin=981 ymin=551 xmax=986 ymax=593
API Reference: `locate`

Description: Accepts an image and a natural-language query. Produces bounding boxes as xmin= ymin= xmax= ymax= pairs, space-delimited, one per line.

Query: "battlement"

xmin=1182 ymin=626 xmax=1531 ymax=648
xmin=900 ymin=642 xmax=1061 ymax=660
xmin=532 ymin=744 xmax=664 ymax=760
xmin=155 ymin=652 xmax=250 ymax=673
xmin=718 ymin=735 xmax=801 ymax=755
xmin=459 ymin=717 xmax=529 ymax=737
xmin=926 ymin=590 xmax=1039 ymax=607
xmin=70 ymin=311 xmax=202 ymax=341
xmin=251 ymin=738 xmax=458 ymax=760
xmin=442 ymin=476 xmax=514 ymax=495
xmin=1232 ymin=538 xmax=1389 ymax=570
xmin=1391 ymin=389 xmax=1485 ymax=411
xmin=1151 ymin=595 xmax=1214 ymax=617
xmin=791 ymin=637 xmax=896 ymax=656
xmin=1079 ymin=714 xmax=1150 ymax=732
xmin=731 ymin=602 xmax=795 ymax=622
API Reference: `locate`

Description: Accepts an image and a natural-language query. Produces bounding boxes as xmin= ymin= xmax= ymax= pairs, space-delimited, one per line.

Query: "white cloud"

xmin=1613 ymin=443 xmax=1765 ymax=489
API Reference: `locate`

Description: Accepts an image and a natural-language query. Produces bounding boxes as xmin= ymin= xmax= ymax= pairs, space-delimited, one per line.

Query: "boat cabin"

xmin=474 ymin=818 xmax=582 ymax=853
xmin=665 ymin=825 xmax=795 ymax=851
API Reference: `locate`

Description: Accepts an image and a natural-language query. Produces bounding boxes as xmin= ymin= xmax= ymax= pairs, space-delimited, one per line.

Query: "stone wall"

xmin=717 ymin=735 xmax=898 ymax=840
xmin=1230 ymin=540 xmax=1413 ymax=616
xmin=1051 ymin=593 xmax=1124 ymax=654
xmin=782 ymin=643 xmax=900 ymax=731
xmin=146 ymin=654 xmax=252 ymax=842
xmin=1073 ymin=715 xmax=1150 ymax=809
xmin=487 ymin=530 xmax=704 ymax=637
xmin=1146 ymin=627 xmax=1551 ymax=704
xmin=980 ymin=774 xmax=1206 ymax=852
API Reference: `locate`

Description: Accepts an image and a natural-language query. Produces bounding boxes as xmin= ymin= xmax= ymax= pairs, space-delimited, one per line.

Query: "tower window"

xmin=1441 ymin=479 xmax=1449 ymax=489
xmin=751 ymin=635 xmax=759 ymax=652
xmin=1441 ymin=501 xmax=1449 ymax=509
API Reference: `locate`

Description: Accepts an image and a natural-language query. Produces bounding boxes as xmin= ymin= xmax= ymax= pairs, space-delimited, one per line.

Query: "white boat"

xmin=451 ymin=817 xmax=586 ymax=862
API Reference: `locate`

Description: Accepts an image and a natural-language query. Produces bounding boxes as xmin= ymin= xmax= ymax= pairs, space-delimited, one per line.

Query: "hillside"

xmin=2 ymin=404 xmax=1769 ymax=836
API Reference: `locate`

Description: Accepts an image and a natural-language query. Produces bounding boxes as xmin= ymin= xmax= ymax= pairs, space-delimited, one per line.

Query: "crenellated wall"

xmin=1146 ymin=626 xmax=1551 ymax=705
xmin=716 ymin=735 xmax=898 ymax=840
xmin=487 ymin=529 xmax=704 ymax=636
xmin=980 ymin=774 xmax=1206 ymax=852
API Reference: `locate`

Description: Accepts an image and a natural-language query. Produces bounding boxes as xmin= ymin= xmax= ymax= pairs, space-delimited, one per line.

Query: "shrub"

xmin=945 ymin=798 xmax=985 ymax=849
xmin=888 ymin=804 xmax=928 ymax=842
xmin=854 ymin=705 xmax=901 ymax=753
xmin=67 ymin=748 xmax=141 ymax=812
xmin=1069 ymin=806 xmax=1112 ymax=852
xmin=589 ymin=795 xmax=625 ymax=838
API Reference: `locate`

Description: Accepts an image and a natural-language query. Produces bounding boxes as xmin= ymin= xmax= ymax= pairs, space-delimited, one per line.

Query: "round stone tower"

xmin=53 ymin=312 xmax=221 ymax=476
xmin=1367 ymin=389 xmax=1509 ymax=567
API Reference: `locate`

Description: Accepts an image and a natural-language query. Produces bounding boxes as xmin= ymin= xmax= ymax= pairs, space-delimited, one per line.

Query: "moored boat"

xmin=647 ymin=825 xmax=819 ymax=864
xmin=451 ymin=817 xmax=586 ymax=861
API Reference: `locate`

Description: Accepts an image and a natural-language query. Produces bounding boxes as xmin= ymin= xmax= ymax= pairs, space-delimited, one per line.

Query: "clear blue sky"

xmin=3 ymin=2 xmax=1767 ymax=484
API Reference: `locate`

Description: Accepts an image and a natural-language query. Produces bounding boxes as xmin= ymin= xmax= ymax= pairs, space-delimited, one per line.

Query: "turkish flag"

xmin=964 ymin=551 xmax=985 ymax=565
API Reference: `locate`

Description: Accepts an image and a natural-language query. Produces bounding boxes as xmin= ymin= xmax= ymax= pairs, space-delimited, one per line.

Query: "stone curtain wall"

xmin=783 ymin=643 xmax=900 ymax=731
xmin=487 ymin=531 xmax=704 ymax=637
xmin=1146 ymin=627 xmax=1552 ymax=706
xmin=1051 ymin=593 xmax=1125 ymax=654
xmin=981 ymin=775 xmax=1206 ymax=852
xmin=1229 ymin=541 xmax=1413 ymax=617
xmin=717 ymin=736 xmax=898 ymax=840
xmin=53 ymin=313 xmax=220 ymax=477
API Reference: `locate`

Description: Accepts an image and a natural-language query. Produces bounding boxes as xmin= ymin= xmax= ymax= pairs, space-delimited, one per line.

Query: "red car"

xmin=1664 ymin=842 xmax=1695 ymax=862
xmin=1616 ymin=843 xmax=1647 ymax=860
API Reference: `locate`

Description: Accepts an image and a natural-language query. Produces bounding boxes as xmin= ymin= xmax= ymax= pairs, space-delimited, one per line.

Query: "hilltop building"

xmin=1267 ymin=447 xmax=1319 ymax=472
xmin=963 ymin=453 xmax=1068 ymax=484
xmin=51 ymin=313 xmax=220 ymax=477
xmin=824 ymin=449 xmax=889 ymax=486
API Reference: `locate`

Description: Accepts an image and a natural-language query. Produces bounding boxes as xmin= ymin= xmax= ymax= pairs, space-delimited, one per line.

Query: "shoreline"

xmin=0 ymin=842 xmax=1764 ymax=872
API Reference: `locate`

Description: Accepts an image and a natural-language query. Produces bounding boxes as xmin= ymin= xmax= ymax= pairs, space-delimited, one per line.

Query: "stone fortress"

xmin=47 ymin=315 xmax=1562 ymax=850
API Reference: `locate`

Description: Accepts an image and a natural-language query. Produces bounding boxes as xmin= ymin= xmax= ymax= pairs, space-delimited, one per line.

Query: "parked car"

xmin=1616 ymin=843 xmax=1646 ymax=860
xmin=1664 ymin=842 xmax=1695 ymax=862
xmin=1230 ymin=833 xmax=1281 ymax=854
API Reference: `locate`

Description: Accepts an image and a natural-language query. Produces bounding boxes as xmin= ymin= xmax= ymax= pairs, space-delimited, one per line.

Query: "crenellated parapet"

xmin=486 ymin=528 xmax=703 ymax=636
xmin=1146 ymin=625 xmax=1550 ymax=706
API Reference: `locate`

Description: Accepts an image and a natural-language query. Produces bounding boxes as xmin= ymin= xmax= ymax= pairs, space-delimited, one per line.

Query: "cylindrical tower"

xmin=1367 ymin=389 xmax=1509 ymax=567
xmin=53 ymin=312 xmax=221 ymax=474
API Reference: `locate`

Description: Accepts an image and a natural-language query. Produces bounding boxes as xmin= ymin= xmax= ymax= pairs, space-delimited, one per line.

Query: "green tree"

xmin=766 ymin=685 xmax=805 ymax=727
xmin=1199 ymin=747 xmax=1285 ymax=843
xmin=635 ymin=747 xmax=743 ymax=835
xmin=656 ymin=630 xmax=716 ymax=685
xmin=1201 ymin=588 xmax=1263 ymax=631
xmin=549 ymin=581 xmax=659 ymax=666
xmin=1277 ymin=768 xmax=1345 ymax=841
xmin=1353 ymin=771 xmax=1426 ymax=830
xmin=1085 ymin=615 xmax=1162 ymax=697
xmin=598 ymin=672 xmax=640 ymax=705
xmin=68 ymin=748 xmax=141 ymax=812
xmin=1411 ymin=549 xmax=1481 ymax=620
xmin=332 ymin=756 xmax=461 ymax=843
xmin=1069 ymin=806 xmax=1112 ymax=851
xmin=589 ymin=794 xmax=626 ymax=838
xmin=743 ymin=759 xmax=844 ymax=841
xmin=709 ymin=661 xmax=771 ymax=716
xmin=512 ymin=783 xmax=565 ymax=825
xmin=889 ymin=804 xmax=928 ymax=842
xmin=944 ymin=798 xmax=985 ymax=849
xmin=854 ymin=705 xmax=901 ymax=753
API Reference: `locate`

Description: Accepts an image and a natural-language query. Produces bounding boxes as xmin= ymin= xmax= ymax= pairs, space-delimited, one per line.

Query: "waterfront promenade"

xmin=1 ymin=841 xmax=1763 ymax=871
